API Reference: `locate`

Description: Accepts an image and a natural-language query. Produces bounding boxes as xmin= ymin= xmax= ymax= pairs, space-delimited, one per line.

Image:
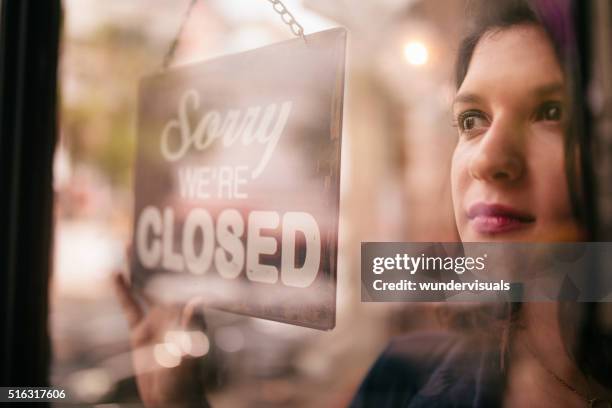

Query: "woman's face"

xmin=451 ymin=24 xmax=580 ymax=242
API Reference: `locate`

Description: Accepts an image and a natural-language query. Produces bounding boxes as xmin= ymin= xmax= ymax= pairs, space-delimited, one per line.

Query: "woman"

xmin=351 ymin=1 xmax=611 ymax=407
xmin=114 ymin=0 xmax=611 ymax=407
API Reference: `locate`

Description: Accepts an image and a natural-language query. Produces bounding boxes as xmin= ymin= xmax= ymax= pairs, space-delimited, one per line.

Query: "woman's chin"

xmin=462 ymin=232 xmax=535 ymax=243
xmin=459 ymin=219 xmax=536 ymax=242
xmin=461 ymin=222 xmax=584 ymax=242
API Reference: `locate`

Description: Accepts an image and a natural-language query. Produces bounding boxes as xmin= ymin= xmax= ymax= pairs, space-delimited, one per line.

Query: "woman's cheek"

xmin=451 ymin=144 xmax=471 ymax=236
xmin=529 ymin=136 xmax=577 ymax=238
xmin=535 ymin=177 xmax=579 ymax=239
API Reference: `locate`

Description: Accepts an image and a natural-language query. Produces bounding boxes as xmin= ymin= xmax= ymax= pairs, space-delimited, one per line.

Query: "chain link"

xmin=266 ymin=0 xmax=306 ymax=40
xmin=162 ymin=0 xmax=198 ymax=70
xmin=162 ymin=0 xmax=307 ymax=70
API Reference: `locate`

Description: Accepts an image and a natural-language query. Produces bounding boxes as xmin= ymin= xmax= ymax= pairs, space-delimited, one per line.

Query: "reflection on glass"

xmin=53 ymin=0 xmax=611 ymax=406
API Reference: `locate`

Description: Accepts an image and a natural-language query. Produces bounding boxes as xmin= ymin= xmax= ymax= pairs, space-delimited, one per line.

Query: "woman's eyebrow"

xmin=453 ymin=82 xmax=564 ymax=107
xmin=532 ymin=82 xmax=564 ymax=98
xmin=453 ymin=92 xmax=484 ymax=107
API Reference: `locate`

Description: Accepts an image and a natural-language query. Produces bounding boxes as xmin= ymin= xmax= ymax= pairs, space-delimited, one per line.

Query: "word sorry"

xmin=160 ymin=89 xmax=293 ymax=179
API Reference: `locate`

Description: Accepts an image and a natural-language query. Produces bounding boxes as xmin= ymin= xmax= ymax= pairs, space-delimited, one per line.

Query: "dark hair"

xmin=456 ymin=1 xmax=538 ymax=89
xmin=455 ymin=0 xmax=577 ymax=89
xmin=447 ymin=0 xmax=607 ymax=386
xmin=453 ymin=0 xmax=594 ymax=238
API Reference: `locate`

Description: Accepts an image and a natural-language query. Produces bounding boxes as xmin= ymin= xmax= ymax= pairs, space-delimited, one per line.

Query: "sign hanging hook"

xmin=162 ymin=0 xmax=308 ymax=71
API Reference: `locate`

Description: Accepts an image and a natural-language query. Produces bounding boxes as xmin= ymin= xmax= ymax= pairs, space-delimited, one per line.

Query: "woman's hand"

xmin=112 ymin=271 xmax=210 ymax=408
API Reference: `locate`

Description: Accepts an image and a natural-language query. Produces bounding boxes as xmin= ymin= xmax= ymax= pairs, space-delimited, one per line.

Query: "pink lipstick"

xmin=467 ymin=203 xmax=535 ymax=234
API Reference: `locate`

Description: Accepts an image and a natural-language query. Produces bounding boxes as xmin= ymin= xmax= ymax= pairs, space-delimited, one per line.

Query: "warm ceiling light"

xmin=403 ymin=41 xmax=428 ymax=66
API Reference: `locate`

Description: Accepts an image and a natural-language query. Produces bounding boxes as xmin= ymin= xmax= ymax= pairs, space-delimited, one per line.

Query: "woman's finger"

xmin=124 ymin=242 xmax=133 ymax=265
xmin=123 ymin=243 xmax=158 ymax=308
xmin=112 ymin=271 xmax=144 ymax=329
xmin=180 ymin=296 xmax=207 ymax=330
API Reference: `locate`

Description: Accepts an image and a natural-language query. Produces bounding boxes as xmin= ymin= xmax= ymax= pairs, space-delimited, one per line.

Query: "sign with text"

xmin=132 ymin=28 xmax=346 ymax=330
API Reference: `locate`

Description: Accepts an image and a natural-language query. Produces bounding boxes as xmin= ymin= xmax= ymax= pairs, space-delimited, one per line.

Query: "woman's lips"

xmin=467 ymin=203 xmax=536 ymax=234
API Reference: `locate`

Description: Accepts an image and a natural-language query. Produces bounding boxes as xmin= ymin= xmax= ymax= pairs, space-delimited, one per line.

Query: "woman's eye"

xmin=457 ymin=111 xmax=488 ymax=135
xmin=536 ymin=103 xmax=563 ymax=122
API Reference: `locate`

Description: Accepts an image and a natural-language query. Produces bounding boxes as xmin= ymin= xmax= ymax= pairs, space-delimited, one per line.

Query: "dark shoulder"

xmin=349 ymin=331 xmax=473 ymax=408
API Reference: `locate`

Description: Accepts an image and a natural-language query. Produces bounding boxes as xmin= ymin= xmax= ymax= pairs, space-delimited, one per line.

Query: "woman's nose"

xmin=469 ymin=120 xmax=526 ymax=183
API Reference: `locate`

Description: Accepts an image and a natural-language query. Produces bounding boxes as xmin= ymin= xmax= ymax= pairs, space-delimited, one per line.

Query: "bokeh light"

xmin=403 ymin=41 xmax=429 ymax=66
xmin=153 ymin=343 xmax=181 ymax=368
xmin=187 ymin=331 xmax=210 ymax=357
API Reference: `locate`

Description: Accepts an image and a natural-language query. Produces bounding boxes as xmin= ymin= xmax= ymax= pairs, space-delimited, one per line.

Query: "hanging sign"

xmin=132 ymin=28 xmax=346 ymax=330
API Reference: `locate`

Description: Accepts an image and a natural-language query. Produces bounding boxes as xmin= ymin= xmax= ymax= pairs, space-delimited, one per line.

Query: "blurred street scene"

xmin=51 ymin=0 xmax=612 ymax=406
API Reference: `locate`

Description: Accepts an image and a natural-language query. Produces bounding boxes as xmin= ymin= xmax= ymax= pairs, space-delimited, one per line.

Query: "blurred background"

xmin=51 ymin=0 xmax=611 ymax=406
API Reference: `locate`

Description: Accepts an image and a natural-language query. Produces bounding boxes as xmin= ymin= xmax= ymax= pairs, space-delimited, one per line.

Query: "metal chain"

xmin=162 ymin=0 xmax=307 ymax=70
xmin=162 ymin=0 xmax=198 ymax=70
xmin=265 ymin=0 xmax=306 ymax=41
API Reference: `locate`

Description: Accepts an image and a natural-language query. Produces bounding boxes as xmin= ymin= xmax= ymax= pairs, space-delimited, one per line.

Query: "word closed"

xmin=136 ymin=207 xmax=321 ymax=288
